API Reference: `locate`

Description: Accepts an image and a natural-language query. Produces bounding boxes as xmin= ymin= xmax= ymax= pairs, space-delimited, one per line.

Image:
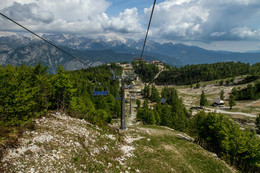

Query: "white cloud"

xmin=1 ymin=0 xmax=260 ymax=42
xmin=0 ymin=0 xmax=143 ymax=37
xmin=145 ymin=0 xmax=209 ymax=40
xmin=0 ymin=0 xmax=34 ymax=10
xmin=103 ymin=8 xmax=142 ymax=33
xmin=144 ymin=0 xmax=260 ymax=41
xmin=210 ymin=32 xmax=226 ymax=37
xmin=2 ymin=2 xmax=54 ymax=23
xmin=231 ymin=27 xmax=260 ymax=39
xmin=36 ymin=0 xmax=110 ymax=22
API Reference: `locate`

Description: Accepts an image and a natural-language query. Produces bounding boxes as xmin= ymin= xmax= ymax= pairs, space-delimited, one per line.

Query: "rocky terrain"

xmin=0 ymin=111 xmax=236 ymax=173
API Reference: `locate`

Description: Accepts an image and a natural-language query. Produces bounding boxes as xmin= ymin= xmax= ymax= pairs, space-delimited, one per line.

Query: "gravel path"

xmin=206 ymin=108 xmax=257 ymax=118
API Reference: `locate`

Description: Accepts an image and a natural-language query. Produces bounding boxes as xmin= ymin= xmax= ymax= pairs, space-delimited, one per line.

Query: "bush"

xmin=137 ymin=108 xmax=156 ymax=125
xmin=191 ymin=111 xmax=260 ymax=172
xmin=136 ymin=99 xmax=141 ymax=108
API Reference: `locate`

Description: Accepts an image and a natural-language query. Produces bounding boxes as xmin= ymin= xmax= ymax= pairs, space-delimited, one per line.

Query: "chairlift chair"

xmin=92 ymin=82 xmax=109 ymax=96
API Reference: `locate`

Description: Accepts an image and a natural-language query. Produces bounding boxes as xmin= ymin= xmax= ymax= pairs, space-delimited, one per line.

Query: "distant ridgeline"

xmin=155 ymin=62 xmax=260 ymax=85
xmin=0 ymin=63 xmax=122 ymax=126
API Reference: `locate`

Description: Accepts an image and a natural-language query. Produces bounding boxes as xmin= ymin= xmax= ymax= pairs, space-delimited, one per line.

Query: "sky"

xmin=1 ymin=0 xmax=260 ymax=52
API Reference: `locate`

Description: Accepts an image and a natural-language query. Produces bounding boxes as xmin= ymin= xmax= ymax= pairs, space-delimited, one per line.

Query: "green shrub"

xmin=137 ymin=108 xmax=156 ymax=125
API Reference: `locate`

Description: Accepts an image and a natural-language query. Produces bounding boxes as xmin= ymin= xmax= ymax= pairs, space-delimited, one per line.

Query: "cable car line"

xmin=1 ymin=0 xmax=157 ymax=66
xmin=0 ymin=12 xmax=88 ymax=66
xmin=140 ymin=0 xmax=156 ymax=59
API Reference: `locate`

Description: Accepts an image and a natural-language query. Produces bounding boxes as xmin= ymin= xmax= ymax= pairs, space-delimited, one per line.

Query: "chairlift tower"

xmin=110 ymin=0 xmax=156 ymax=130
xmin=120 ymin=79 xmax=126 ymax=129
xmin=111 ymin=69 xmax=135 ymax=130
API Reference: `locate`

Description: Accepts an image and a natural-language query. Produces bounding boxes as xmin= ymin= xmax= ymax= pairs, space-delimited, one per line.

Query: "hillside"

xmin=151 ymin=43 xmax=260 ymax=65
xmin=0 ymin=34 xmax=182 ymax=73
xmin=0 ymin=41 xmax=181 ymax=73
xmin=0 ymin=62 xmax=259 ymax=172
xmin=39 ymin=34 xmax=260 ymax=65
xmin=1 ymin=112 xmax=235 ymax=173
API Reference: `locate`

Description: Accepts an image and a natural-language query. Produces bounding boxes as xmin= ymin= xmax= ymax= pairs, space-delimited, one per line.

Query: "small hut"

xmin=213 ymin=98 xmax=225 ymax=105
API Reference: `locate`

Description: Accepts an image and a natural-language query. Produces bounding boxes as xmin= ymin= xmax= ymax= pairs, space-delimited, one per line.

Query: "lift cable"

xmin=0 ymin=12 xmax=88 ymax=66
xmin=140 ymin=0 xmax=156 ymax=59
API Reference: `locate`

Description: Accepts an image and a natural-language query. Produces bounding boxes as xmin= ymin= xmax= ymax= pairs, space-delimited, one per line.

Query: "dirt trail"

xmin=206 ymin=108 xmax=257 ymax=118
xmin=121 ymin=64 xmax=143 ymax=127
xmin=126 ymin=101 xmax=137 ymax=127
xmin=153 ymin=69 xmax=164 ymax=80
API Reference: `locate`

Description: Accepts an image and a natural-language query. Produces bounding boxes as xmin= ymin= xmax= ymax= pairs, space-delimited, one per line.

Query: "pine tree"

xmin=143 ymin=99 xmax=149 ymax=109
xmin=0 ymin=64 xmax=39 ymax=125
xmin=231 ymin=87 xmax=238 ymax=97
xmin=136 ymin=99 xmax=141 ymax=108
xmin=31 ymin=64 xmax=51 ymax=112
xmin=143 ymin=84 xmax=150 ymax=99
xmin=200 ymin=90 xmax=207 ymax=107
xmin=167 ymin=88 xmax=178 ymax=106
xmin=161 ymin=87 xmax=167 ymax=99
xmin=150 ymin=85 xmax=160 ymax=103
xmin=246 ymin=84 xmax=255 ymax=100
xmin=229 ymin=94 xmax=236 ymax=110
xmin=137 ymin=108 xmax=156 ymax=125
xmin=220 ymin=90 xmax=224 ymax=100
xmin=53 ymin=65 xmax=74 ymax=111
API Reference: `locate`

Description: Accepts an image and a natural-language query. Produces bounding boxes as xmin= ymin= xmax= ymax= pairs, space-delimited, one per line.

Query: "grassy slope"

xmin=128 ymin=125 xmax=234 ymax=173
xmin=168 ymin=78 xmax=260 ymax=116
xmin=1 ymin=113 xmax=235 ymax=173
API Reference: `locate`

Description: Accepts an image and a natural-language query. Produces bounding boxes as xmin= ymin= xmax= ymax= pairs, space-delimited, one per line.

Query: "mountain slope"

xmin=1 ymin=112 xmax=235 ymax=173
xmin=1 ymin=34 xmax=259 ymax=71
xmin=132 ymin=42 xmax=259 ymax=65
xmin=163 ymin=44 xmax=260 ymax=65
xmin=41 ymin=34 xmax=259 ymax=65
xmin=0 ymin=41 xmax=182 ymax=73
xmin=0 ymin=43 xmax=90 ymax=73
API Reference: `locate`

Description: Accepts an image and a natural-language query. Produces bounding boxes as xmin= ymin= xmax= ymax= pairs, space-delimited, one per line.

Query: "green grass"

xmin=228 ymin=99 xmax=260 ymax=115
xmin=127 ymin=125 xmax=234 ymax=173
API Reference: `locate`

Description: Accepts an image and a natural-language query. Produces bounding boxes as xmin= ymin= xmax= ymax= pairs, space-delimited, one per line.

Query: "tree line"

xmin=231 ymin=82 xmax=260 ymax=101
xmin=155 ymin=62 xmax=259 ymax=85
xmin=0 ymin=63 xmax=122 ymax=126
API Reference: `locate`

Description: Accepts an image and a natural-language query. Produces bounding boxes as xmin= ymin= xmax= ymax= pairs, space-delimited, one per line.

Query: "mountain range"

xmin=0 ymin=33 xmax=259 ymax=73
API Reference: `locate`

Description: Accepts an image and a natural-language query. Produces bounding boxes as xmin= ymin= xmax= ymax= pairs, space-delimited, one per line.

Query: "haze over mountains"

xmin=0 ymin=33 xmax=259 ymax=73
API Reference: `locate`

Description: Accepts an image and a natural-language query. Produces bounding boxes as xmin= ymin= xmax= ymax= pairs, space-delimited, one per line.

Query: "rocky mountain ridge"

xmin=0 ymin=33 xmax=259 ymax=73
